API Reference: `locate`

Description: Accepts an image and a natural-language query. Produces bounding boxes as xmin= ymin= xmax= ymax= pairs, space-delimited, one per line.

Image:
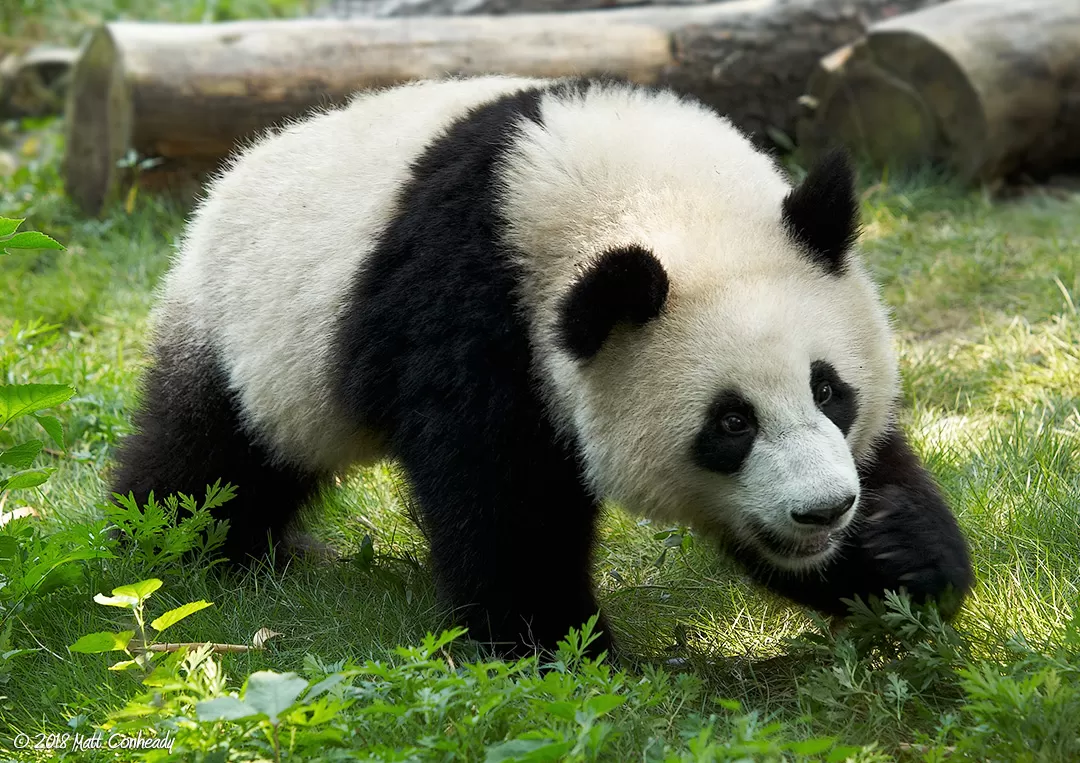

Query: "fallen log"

xmin=797 ymin=0 xmax=1080 ymax=183
xmin=314 ymin=0 xmax=724 ymax=18
xmin=63 ymin=0 xmax=944 ymax=216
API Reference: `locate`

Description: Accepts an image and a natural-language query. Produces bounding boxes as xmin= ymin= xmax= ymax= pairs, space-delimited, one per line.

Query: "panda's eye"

xmin=814 ymin=381 xmax=833 ymax=406
xmin=720 ymin=413 xmax=750 ymax=434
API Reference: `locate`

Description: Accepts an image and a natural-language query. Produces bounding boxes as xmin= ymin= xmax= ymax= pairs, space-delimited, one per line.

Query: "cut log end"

xmin=798 ymin=46 xmax=938 ymax=172
xmin=798 ymin=0 xmax=1080 ymax=183
xmin=63 ymin=27 xmax=133 ymax=217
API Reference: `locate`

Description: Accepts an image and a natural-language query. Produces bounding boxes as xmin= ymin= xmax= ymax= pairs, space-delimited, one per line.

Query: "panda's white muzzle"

xmin=732 ymin=419 xmax=860 ymax=570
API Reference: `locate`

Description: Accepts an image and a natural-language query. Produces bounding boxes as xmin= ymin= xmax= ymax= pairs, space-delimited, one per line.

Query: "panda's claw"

xmin=850 ymin=487 xmax=974 ymax=615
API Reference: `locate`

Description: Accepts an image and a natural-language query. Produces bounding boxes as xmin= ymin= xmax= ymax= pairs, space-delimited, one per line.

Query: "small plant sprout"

xmin=115 ymin=150 xmax=165 ymax=213
xmin=69 ymin=578 xmax=214 ymax=674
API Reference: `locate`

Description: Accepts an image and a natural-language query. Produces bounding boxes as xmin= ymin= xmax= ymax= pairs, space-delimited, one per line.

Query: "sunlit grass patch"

xmin=901 ymin=308 xmax=1079 ymax=420
xmin=859 ymin=180 xmax=1079 ymax=335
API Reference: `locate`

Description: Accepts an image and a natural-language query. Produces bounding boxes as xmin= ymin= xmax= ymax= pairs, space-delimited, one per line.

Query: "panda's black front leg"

xmin=392 ymin=405 xmax=612 ymax=660
xmin=747 ymin=427 xmax=974 ymax=620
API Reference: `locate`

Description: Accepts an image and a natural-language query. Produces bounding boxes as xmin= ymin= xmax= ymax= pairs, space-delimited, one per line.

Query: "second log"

xmin=797 ymin=0 xmax=1080 ymax=183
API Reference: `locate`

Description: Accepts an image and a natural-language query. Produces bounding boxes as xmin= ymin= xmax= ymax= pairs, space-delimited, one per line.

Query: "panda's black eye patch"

xmin=693 ymin=392 xmax=758 ymax=474
xmin=811 ymin=360 xmax=858 ymax=436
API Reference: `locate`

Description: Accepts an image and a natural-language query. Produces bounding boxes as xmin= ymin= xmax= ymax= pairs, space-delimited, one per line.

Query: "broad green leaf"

xmin=0 ymin=536 xmax=20 ymax=563
xmin=143 ymin=664 xmax=192 ymax=690
xmin=33 ymin=415 xmax=65 ymax=449
xmin=0 ymin=440 xmax=43 ymax=469
xmin=0 ymin=218 xmax=23 ymax=237
xmin=94 ymin=592 xmax=139 ymax=608
xmin=584 ymin=694 xmax=626 ymax=717
xmin=827 ymin=746 xmax=865 ymax=763
xmin=111 ymin=578 xmax=162 ymax=604
xmin=305 ymin=673 xmax=346 ymax=702
xmin=69 ymin=630 xmax=134 ymax=654
xmin=196 ymin=696 xmax=258 ymax=722
xmin=0 ymin=384 xmax=75 ymax=427
xmin=110 ymin=703 xmax=157 ymax=720
xmin=151 ymin=600 xmax=214 ymax=632
xmin=788 ymin=737 xmax=837 ymax=756
xmin=540 ymin=701 xmax=577 ymax=721
xmin=34 ymin=563 xmax=84 ymax=596
xmin=485 ymin=738 xmax=572 ymax=763
xmin=243 ymin=671 xmax=308 ymax=724
xmin=1 ymin=230 xmax=64 ymax=251
xmin=1 ymin=469 xmax=52 ymax=491
xmin=108 ymin=659 xmax=141 ymax=672
xmin=22 ymin=548 xmax=109 ymax=590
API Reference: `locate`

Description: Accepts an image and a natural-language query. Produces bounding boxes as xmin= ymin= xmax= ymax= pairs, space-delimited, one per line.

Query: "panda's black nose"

xmin=791 ymin=495 xmax=856 ymax=526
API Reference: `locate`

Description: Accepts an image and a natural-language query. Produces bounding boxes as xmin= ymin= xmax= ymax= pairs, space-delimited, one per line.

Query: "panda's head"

xmin=534 ymin=147 xmax=899 ymax=573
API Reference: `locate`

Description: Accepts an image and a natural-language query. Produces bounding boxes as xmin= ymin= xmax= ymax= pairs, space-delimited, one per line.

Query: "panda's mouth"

xmin=747 ymin=521 xmax=836 ymax=563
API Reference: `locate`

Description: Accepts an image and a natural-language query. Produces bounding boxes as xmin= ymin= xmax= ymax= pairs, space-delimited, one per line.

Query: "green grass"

xmin=2 ymin=0 xmax=314 ymax=45
xmin=2 ymin=19 xmax=1080 ymax=758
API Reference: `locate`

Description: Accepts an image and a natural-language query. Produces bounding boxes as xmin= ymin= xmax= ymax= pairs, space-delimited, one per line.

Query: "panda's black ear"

xmin=782 ymin=148 xmax=860 ymax=276
xmin=556 ymin=245 xmax=669 ymax=361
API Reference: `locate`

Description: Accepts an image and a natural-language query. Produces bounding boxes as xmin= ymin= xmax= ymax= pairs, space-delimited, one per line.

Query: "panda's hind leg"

xmin=109 ymin=332 xmax=325 ymax=564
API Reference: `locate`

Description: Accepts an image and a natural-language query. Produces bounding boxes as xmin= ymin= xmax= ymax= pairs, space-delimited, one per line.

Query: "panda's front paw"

xmin=853 ymin=485 xmax=974 ymax=617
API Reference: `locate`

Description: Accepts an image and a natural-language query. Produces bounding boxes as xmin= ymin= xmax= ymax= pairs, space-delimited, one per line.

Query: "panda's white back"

xmin=156 ymin=75 xmax=542 ymax=470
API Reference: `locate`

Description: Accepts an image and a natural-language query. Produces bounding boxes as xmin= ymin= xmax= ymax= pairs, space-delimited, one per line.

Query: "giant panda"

xmin=110 ymin=74 xmax=974 ymax=658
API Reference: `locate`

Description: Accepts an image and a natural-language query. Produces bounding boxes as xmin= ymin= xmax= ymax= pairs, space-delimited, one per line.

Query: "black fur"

xmin=735 ymin=426 xmax=974 ymax=619
xmin=811 ymin=360 xmax=859 ymax=436
xmin=692 ymin=392 xmax=758 ymax=474
xmin=790 ymin=495 xmax=856 ymax=527
xmin=109 ymin=337 xmax=325 ymax=563
xmin=782 ymin=149 xmax=860 ymax=275
xmin=556 ymin=245 xmax=670 ymax=361
xmin=333 ymin=85 xmax=612 ymax=659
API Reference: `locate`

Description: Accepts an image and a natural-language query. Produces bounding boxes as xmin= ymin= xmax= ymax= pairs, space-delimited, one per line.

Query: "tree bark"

xmin=797 ymin=0 xmax=1080 ymax=183
xmin=63 ymin=0 xmax=946 ymax=216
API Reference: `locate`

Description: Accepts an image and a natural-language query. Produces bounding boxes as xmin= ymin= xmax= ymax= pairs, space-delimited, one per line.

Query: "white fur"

xmin=155 ymin=75 xmax=543 ymax=471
